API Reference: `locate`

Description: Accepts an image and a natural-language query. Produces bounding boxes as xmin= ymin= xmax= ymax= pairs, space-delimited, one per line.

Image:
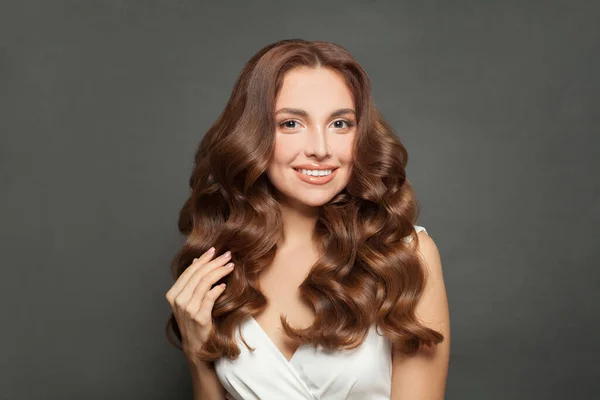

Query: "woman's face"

xmin=266 ymin=67 xmax=356 ymax=208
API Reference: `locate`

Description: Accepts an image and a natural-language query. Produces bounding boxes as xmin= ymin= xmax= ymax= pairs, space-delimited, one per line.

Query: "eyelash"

xmin=278 ymin=119 xmax=355 ymax=130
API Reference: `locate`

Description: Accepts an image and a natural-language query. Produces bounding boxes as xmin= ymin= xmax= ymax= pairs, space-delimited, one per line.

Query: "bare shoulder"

xmin=414 ymin=229 xmax=449 ymax=334
xmin=390 ymin=228 xmax=450 ymax=398
xmin=416 ymin=230 xmax=442 ymax=273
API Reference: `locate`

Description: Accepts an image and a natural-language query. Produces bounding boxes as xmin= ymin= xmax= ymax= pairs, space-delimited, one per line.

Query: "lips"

xmin=292 ymin=164 xmax=339 ymax=171
xmin=293 ymin=167 xmax=338 ymax=185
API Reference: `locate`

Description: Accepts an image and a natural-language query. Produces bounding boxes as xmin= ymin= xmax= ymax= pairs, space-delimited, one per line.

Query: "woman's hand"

xmin=165 ymin=247 xmax=234 ymax=361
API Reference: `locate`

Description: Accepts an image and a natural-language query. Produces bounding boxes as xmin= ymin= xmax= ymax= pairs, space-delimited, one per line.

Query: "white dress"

xmin=214 ymin=226 xmax=429 ymax=399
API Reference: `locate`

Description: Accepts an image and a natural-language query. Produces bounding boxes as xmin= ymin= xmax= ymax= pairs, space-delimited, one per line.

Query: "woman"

xmin=165 ymin=39 xmax=450 ymax=399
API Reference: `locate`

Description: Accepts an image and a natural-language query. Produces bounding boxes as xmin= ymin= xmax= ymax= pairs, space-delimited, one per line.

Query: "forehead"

xmin=275 ymin=67 xmax=355 ymax=112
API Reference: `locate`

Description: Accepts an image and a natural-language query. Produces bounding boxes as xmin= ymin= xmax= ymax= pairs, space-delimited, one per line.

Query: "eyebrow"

xmin=274 ymin=108 xmax=356 ymax=119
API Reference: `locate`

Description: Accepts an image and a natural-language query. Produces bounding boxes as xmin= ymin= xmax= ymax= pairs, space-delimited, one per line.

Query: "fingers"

xmin=166 ymin=247 xmax=216 ymax=301
xmin=194 ymin=282 xmax=228 ymax=326
xmin=195 ymin=250 xmax=233 ymax=276
xmin=166 ymin=249 xmax=233 ymax=312
xmin=187 ymin=261 xmax=234 ymax=312
xmin=180 ymin=250 xmax=232 ymax=299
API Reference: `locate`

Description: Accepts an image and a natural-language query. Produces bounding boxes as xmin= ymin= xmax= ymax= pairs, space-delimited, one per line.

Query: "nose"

xmin=304 ymin=124 xmax=331 ymax=160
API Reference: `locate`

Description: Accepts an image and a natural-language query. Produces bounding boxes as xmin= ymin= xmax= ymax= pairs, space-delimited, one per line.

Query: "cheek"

xmin=267 ymin=139 xmax=295 ymax=181
xmin=333 ymin=138 xmax=354 ymax=164
xmin=272 ymin=136 xmax=300 ymax=163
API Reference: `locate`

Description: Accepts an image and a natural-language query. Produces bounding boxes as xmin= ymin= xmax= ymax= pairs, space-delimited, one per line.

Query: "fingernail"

xmin=207 ymin=247 xmax=215 ymax=255
xmin=223 ymin=251 xmax=231 ymax=258
xmin=225 ymin=262 xmax=234 ymax=269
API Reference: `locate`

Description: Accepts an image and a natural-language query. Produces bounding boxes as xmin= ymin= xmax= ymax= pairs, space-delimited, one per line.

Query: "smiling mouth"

xmin=292 ymin=167 xmax=339 ymax=175
xmin=292 ymin=167 xmax=339 ymax=184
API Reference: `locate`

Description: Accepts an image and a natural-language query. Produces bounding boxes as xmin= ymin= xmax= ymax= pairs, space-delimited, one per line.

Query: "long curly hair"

xmin=166 ymin=39 xmax=444 ymax=362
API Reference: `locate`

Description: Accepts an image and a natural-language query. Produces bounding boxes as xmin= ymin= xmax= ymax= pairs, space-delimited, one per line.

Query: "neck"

xmin=276 ymin=195 xmax=319 ymax=249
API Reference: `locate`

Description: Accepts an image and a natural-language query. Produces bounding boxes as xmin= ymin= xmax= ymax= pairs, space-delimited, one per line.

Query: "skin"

xmin=167 ymin=66 xmax=450 ymax=399
xmin=264 ymin=67 xmax=451 ymax=399
xmin=390 ymin=234 xmax=451 ymax=399
xmin=266 ymin=66 xmax=356 ymax=249
xmin=165 ymin=248 xmax=233 ymax=400
xmin=257 ymin=66 xmax=359 ymax=361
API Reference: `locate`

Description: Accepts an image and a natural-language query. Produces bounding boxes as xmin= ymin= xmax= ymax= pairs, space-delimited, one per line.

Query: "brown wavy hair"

xmin=166 ymin=38 xmax=444 ymax=362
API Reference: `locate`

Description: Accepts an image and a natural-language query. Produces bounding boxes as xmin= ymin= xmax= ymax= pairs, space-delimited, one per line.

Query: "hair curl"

xmin=166 ymin=39 xmax=444 ymax=362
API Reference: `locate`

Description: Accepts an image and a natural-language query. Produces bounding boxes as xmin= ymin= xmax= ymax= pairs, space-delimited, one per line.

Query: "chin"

xmin=288 ymin=189 xmax=340 ymax=207
xmin=298 ymin=197 xmax=334 ymax=208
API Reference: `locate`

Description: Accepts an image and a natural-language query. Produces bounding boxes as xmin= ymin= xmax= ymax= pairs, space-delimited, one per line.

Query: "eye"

xmin=332 ymin=120 xmax=355 ymax=129
xmin=279 ymin=120 xmax=301 ymax=129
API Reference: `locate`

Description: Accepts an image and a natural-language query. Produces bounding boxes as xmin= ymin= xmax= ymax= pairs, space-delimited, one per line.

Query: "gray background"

xmin=1 ymin=0 xmax=598 ymax=399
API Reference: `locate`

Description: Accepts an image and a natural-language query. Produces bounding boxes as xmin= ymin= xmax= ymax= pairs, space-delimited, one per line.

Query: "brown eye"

xmin=280 ymin=120 xmax=300 ymax=129
xmin=332 ymin=120 xmax=355 ymax=129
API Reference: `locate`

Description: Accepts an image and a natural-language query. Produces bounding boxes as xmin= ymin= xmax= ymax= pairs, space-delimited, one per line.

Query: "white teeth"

xmin=298 ymin=169 xmax=333 ymax=176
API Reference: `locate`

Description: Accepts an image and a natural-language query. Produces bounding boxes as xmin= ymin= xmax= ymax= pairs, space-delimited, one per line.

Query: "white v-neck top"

xmin=214 ymin=225 xmax=428 ymax=400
